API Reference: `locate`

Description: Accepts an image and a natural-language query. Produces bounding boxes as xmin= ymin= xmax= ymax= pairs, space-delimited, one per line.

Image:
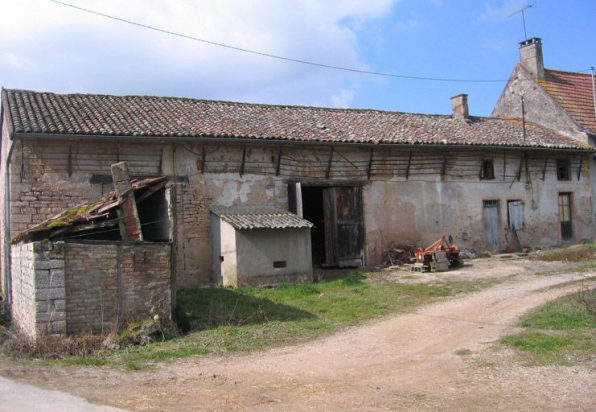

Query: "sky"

xmin=0 ymin=0 xmax=594 ymax=117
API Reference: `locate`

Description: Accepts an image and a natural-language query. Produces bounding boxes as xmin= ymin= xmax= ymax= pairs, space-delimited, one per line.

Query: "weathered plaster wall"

xmin=1 ymin=134 xmax=593 ymax=291
xmin=235 ymin=228 xmax=312 ymax=286
xmin=492 ymin=64 xmax=596 ymax=237
xmin=492 ymin=65 xmax=589 ymax=143
xmin=219 ymin=220 xmax=238 ymax=287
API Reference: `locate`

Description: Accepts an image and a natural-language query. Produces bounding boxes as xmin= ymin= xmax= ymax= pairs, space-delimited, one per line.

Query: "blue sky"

xmin=0 ymin=0 xmax=594 ymax=116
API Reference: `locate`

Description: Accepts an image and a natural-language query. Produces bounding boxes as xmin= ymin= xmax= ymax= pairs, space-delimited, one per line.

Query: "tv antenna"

xmin=508 ymin=4 xmax=533 ymax=40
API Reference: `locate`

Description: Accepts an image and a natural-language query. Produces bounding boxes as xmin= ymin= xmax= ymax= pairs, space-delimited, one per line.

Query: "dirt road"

xmin=2 ymin=259 xmax=595 ymax=411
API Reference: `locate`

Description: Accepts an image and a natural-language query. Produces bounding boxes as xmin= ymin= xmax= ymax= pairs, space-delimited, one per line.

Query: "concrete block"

xmin=36 ymin=288 xmax=65 ymax=300
xmin=50 ymin=321 xmax=66 ymax=335
xmin=49 ymin=270 xmax=65 ymax=287
xmin=35 ymin=260 xmax=64 ymax=270
xmin=34 ymin=270 xmax=50 ymax=287
xmin=36 ymin=301 xmax=49 ymax=313
xmin=53 ymin=299 xmax=66 ymax=311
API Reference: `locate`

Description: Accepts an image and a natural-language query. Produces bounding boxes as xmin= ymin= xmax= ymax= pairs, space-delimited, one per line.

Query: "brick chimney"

xmin=519 ymin=37 xmax=544 ymax=80
xmin=451 ymin=94 xmax=469 ymax=120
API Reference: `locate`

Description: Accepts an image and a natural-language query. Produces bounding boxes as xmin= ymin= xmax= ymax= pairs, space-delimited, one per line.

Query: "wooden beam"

xmin=441 ymin=157 xmax=448 ymax=181
xmin=406 ymin=151 xmax=413 ymax=180
xmin=326 ymin=148 xmax=334 ymax=179
xmin=276 ymin=146 xmax=283 ymax=176
xmin=49 ymin=218 xmax=120 ymax=238
xmin=577 ymin=157 xmax=583 ymax=181
xmin=502 ymin=150 xmax=506 ymax=181
xmin=201 ymin=144 xmax=206 ymax=173
xmin=111 ymin=162 xmax=143 ymax=241
xmin=366 ymin=149 xmax=374 ymax=180
xmin=542 ymin=158 xmax=548 ymax=181
xmin=67 ymin=144 xmax=73 ymax=177
xmin=135 ymin=180 xmax=168 ymax=204
xmin=240 ymin=146 xmax=246 ymax=177
xmin=524 ymin=151 xmax=530 ymax=183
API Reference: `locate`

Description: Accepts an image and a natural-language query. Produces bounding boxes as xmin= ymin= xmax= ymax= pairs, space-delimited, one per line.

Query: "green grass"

xmin=501 ymin=290 xmax=596 ymax=365
xmin=62 ymin=272 xmax=491 ymax=368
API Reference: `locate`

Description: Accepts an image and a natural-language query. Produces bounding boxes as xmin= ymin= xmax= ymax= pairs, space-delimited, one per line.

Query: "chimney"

xmin=519 ymin=37 xmax=544 ymax=80
xmin=451 ymin=94 xmax=469 ymax=120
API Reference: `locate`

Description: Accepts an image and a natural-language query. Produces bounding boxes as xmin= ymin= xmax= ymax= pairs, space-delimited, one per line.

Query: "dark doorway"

xmin=558 ymin=193 xmax=573 ymax=240
xmin=302 ymin=186 xmax=327 ymax=267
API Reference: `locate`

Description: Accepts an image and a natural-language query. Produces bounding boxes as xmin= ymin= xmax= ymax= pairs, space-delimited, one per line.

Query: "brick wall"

xmin=10 ymin=241 xmax=171 ymax=338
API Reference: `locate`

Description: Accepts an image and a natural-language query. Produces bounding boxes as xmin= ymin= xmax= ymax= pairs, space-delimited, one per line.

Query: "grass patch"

xmin=3 ymin=271 xmax=495 ymax=369
xmin=455 ymin=348 xmax=472 ymax=356
xmin=501 ymin=290 xmax=596 ymax=365
xmin=100 ymin=274 xmax=491 ymax=367
xmin=531 ymin=244 xmax=596 ymax=263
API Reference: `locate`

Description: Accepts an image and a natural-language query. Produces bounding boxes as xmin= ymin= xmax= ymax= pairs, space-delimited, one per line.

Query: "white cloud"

xmin=479 ymin=0 xmax=531 ymax=23
xmin=329 ymin=89 xmax=355 ymax=108
xmin=0 ymin=0 xmax=399 ymax=106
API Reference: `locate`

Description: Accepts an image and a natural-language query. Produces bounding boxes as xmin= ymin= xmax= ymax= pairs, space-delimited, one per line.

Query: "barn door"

xmin=323 ymin=187 xmax=364 ymax=267
xmin=483 ymin=200 xmax=500 ymax=251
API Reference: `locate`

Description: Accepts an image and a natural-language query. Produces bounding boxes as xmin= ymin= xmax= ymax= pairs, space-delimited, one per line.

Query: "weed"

xmin=456 ymin=348 xmax=472 ymax=356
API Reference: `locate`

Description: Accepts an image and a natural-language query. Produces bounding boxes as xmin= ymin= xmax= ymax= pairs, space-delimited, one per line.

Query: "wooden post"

xmin=111 ymin=162 xmax=143 ymax=241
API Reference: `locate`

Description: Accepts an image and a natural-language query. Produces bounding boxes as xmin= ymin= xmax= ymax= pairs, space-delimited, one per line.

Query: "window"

xmin=507 ymin=200 xmax=524 ymax=231
xmin=556 ymin=159 xmax=571 ymax=181
xmin=480 ymin=160 xmax=495 ymax=180
xmin=558 ymin=193 xmax=573 ymax=240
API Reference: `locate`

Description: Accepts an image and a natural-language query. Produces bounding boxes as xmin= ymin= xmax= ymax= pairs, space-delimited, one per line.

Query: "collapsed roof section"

xmin=11 ymin=176 xmax=170 ymax=244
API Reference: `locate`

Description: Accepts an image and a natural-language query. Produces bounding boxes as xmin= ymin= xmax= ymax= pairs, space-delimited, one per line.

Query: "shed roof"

xmin=212 ymin=208 xmax=313 ymax=230
xmin=1 ymin=88 xmax=591 ymax=151
xmin=11 ymin=176 xmax=168 ymax=244
xmin=539 ymin=69 xmax=596 ymax=135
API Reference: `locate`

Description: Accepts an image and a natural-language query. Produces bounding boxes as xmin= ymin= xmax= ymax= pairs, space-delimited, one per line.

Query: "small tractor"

xmin=413 ymin=236 xmax=461 ymax=272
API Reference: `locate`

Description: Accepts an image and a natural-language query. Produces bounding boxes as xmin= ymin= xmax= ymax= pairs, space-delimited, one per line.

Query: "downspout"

xmin=3 ymin=136 xmax=16 ymax=307
xmin=591 ymin=67 xmax=596 ymax=122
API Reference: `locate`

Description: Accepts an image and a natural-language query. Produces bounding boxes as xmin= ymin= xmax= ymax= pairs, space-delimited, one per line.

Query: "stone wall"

xmin=11 ymin=242 xmax=66 ymax=338
xmin=11 ymin=241 xmax=171 ymax=338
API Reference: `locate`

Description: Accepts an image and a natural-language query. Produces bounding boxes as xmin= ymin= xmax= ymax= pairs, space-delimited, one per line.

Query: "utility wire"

xmin=49 ymin=0 xmax=508 ymax=84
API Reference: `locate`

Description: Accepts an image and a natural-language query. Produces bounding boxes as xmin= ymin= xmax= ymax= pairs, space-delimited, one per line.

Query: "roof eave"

xmin=12 ymin=131 xmax=595 ymax=153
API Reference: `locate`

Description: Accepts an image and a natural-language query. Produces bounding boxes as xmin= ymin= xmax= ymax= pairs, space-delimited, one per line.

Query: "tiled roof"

xmin=540 ymin=69 xmax=596 ymax=134
xmin=1 ymin=89 xmax=591 ymax=150
xmin=212 ymin=208 xmax=313 ymax=230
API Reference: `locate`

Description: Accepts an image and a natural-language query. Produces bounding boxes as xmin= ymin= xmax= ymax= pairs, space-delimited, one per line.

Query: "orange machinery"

xmin=414 ymin=236 xmax=461 ymax=271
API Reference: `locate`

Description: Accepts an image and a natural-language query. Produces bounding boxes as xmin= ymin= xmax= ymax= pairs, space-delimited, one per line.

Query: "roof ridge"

xmin=545 ymin=68 xmax=593 ymax=77
xmin=3 ymin=88 xmax=458 ymax=118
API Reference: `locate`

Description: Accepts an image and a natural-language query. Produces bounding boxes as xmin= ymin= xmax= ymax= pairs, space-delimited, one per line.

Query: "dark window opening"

xmin=301 ymin=186 xmax=327 ymax=267
xmin=556 ymin=159 xmax=571 ymax=181
xmin=558 ymin=193 xmax=573 ymax=240
xmin=136 ymin=186 xmax=170 ymax=241
xmin=480 ymin=160 xmax=495 ymax=180
xmin=273 ymin=261 xmax=287 ymax=268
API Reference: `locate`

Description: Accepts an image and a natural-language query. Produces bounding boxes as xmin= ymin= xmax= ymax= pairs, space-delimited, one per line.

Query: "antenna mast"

xmin=508 ymin=4 xmax=533 ymax=40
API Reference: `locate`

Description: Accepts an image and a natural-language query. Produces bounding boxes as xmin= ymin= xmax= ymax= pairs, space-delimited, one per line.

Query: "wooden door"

xmin=483 ymin=200 xmax=500 ymax=251
xmin=323 ymin=187 xmax=364 ymax=267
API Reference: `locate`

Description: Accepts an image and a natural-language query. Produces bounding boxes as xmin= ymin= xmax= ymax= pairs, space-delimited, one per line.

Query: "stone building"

xmin=492 ymin=37 xmax=596 ymax=232
xmin=1 ymin=88 xmax=593 ymax=306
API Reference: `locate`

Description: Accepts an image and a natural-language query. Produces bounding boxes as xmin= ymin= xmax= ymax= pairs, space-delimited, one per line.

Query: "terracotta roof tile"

xmin=541 ymin=69 xmax=596 ymax=134
xmin=1 ymin=89 xmax=591 ymax=150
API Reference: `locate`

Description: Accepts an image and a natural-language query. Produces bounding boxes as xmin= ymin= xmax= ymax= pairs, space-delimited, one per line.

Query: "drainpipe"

xmin=591 ymin=67 xmax=596 ymax=122
xmin=3 ymin=136 xmax=16 ymax=307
